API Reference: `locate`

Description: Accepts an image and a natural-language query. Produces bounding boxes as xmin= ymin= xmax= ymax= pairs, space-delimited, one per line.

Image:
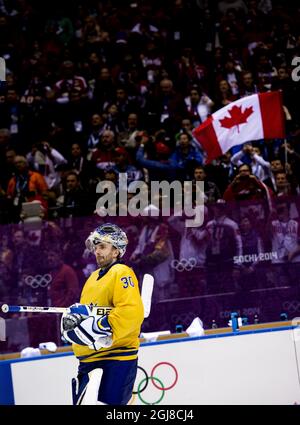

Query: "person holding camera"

xmin=223 ymin=163 xmax=274 ymax=203
xmin=231 ymin=143 xmax=271 ymax=181
xmin=6 ymin=156 xmax=48 ymax=221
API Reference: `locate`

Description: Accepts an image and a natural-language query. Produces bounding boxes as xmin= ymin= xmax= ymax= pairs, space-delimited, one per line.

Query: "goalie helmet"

xmin=85 ymin=223 xmax=128 ymax=258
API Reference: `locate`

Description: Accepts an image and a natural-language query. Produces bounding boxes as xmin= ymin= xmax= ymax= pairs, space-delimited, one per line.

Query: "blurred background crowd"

xmin=1 ymin=0 xmax=300 ymax=347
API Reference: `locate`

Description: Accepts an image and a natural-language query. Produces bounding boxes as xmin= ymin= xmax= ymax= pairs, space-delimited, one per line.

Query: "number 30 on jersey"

xmin=121 ymin=276 xmax=135 ymax=289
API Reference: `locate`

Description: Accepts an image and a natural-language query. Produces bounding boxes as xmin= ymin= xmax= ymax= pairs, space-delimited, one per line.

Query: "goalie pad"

xmin=72 ymin=369 xmax=106 ymax=405
xmin=63 ymin=315 xmax=113 ymax=350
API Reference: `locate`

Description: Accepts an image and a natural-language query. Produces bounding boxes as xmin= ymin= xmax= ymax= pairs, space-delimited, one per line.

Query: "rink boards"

xmin=1 ymin=325 xmax=300 ymax=405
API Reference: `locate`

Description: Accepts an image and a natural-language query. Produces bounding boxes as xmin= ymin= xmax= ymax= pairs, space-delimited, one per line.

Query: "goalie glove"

xmin=60 ymin=304 xmax=91 ymax=333
xmin=63 ymin=315 xmax=113 ymax=351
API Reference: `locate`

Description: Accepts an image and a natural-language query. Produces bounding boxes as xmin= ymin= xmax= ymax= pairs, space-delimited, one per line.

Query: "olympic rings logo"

xmin=171 ymin=312 xmax=197 ymax=326
xmin=24 ymin=274 xmax=52 ymax=289
xmin=171 ymin=257 xmax=197 ymax=272
xmin=283 ymin=301 xmax=300 ymax=314
xmin=133 ymin=362 xmax=178 ymax=405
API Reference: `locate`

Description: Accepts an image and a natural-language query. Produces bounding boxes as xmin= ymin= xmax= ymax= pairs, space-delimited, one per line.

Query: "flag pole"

xmin=284 ymin=138 xmax=288 ymax=173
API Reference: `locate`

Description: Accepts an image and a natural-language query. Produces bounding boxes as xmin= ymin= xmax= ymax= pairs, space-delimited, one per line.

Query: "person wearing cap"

xmin=112 ymin=146 xmax=143 ymax=187
xmin=136 ymin=132 xmax=177 ymax=182
xmin=60 ymin=223 xmax=144 ymax=405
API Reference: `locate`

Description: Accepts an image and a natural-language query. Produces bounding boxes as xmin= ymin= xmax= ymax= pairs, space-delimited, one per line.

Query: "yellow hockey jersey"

xmin=73 ymin=262 xmax=144 ymax=362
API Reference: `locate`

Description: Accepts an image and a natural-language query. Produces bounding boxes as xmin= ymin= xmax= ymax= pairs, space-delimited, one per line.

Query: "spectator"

xmin=205 ymin=199 xmax=243 ymax=293
xmin=86 ymin=113 xmax=106 ymax=159
xmin=0 ymin=259 xmax=13 ymax=302
xmin=57 ymin=171 xmax=92 ymax=218
xmin=93 ymin=67 xmax=116 ymax=111
xmin=145 ymin=78 xmax=186 ymax=133
xmin=170 ymin=131 xmax=203 ymax=180
xmin=7 ymin=156 xmax=48 ymax=220
xmin=184 ymin=85 xmax=214 ymax=127
xmin=266 ymin=199 xmax=300 ymax=290
xmin=220 ymin=57 xmax=242 ymax=96
xmin=33 ymin=141 xmax=67 ymax=192
xmin=0 ymin=129 xmax=11 ymax=189
xmin=103 ymin=102 xmax=125 ymax=134
xmin=168 ymin=206 xmax=208 ymax=296
xmin=82 ymin=15 xmax=103 ymax=47
xmin=11 ymin=229 xmax=42 ymax=301
xmin=255 ymin=51 xmax=278 ymax=91
xmin=130 ymin=205 xmax=174 ymax=301
xmin=231 ymin=143 xmax=271 ymax=181
xmin=0 ymin=87 xmax=21 ymax=141
xmin=178 ymin=118 xmax=195 ymax=138
xmin=214 ymin=79 xmax=237 ymax=110
xmin=263 ymin=158 xmax=285 ymax=193
xmin=46 ymin=248 xmax=79 ymax=307
xmin=240 ymin=71 xmax=258 ymax=97
xmin=272 ymin=66 xmax=297 ymax=120
xmin=112 ymin=147 xmax=143 ymax=187
xmin=114 ymin=86 xmax=139 ymax=122
xmin=193 ymin=165 xmax=221 ymax=204
xmin=117 ymin=112 xmax=141 ymax=148
xmin=223 ymin=163 xmax=273 ymax=204
xmin=236 ymin=214 xmax=264 ymax=290
xmin=1 ymin=148 xmax=17 ymax=191
xmin=206 ymin=152 xmax=236 ymax=195
xmin=0 ymin=233 xmax=13 ymax=270
xmin=54 ymin=60 xmax=88 ymax=104
xmin=274 ymin=171 xmax=299 ymax=197
xmin=67 ymin=143 xmax=90 ymax=187
xmin=90 ymin=129 xmax=116 ymax=171
xmin=136 ymin=132 xmax=177 ymax=182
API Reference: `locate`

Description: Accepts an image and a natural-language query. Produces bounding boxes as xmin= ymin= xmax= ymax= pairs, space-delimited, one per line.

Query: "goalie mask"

xmin=85 ymin=223 xmax=128 ymax=258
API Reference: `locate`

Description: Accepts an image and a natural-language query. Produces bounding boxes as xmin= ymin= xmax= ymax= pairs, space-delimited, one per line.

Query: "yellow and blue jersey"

xmin=73 ymin=262 xmax=144 ymax=362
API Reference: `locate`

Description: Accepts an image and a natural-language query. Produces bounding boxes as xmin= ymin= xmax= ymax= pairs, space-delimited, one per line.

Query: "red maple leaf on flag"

xmin=219 ymin=105 xmax=254 ymax=133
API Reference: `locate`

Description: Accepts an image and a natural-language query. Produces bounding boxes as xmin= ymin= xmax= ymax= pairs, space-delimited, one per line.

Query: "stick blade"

xmin=141 ymin=274 xmax=154 ymax=318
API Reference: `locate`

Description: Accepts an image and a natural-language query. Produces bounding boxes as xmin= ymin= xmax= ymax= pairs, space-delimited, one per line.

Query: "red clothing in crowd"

xmin=48 ymin=263 xmax=79 ymax=307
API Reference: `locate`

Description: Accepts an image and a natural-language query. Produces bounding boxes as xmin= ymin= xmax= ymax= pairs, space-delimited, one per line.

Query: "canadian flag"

xmin=193 ymin=91 xmax=285 ymax=163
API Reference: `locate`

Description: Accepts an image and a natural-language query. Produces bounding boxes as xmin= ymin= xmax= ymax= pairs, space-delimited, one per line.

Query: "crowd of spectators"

xmin=1 ymin=0 xmax=300 ymax=309
xmin=0 ymin=0 xmax=300 ymax=222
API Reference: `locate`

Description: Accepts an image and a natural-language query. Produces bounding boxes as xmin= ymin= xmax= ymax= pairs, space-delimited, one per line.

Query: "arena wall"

xmin=1 ymin=326 xmax=300 ymax=405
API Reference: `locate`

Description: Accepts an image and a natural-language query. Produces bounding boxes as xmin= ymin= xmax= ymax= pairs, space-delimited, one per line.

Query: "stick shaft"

xmin=1 ymin=304 xmax=112 ymax=315
xmin=1 ymin=305 xmax=70 ymax=314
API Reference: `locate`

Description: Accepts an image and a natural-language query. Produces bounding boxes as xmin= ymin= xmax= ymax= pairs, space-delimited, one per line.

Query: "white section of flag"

xmin=211 ymin=94 xmax=263 ymax=154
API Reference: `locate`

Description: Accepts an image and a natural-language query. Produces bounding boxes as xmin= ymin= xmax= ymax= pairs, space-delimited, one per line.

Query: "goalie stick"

xmin=1 ymin=304 xmax=111 ymax=315
xmin=1 ymin=273 xmax=154 ymax=318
